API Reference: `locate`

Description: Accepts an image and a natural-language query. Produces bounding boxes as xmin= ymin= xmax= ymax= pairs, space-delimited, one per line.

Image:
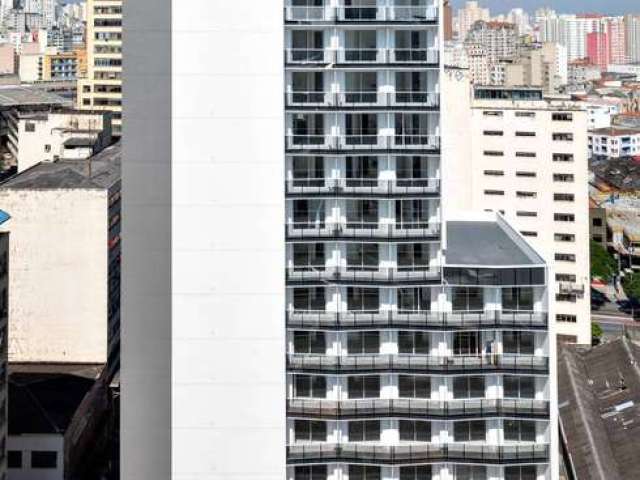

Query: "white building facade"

xmin=588 ymin=127 xmax=640 ymax=159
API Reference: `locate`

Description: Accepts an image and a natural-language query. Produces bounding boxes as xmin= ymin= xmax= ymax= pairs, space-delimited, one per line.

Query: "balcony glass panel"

xmin=453 ymin=376 xmax=485 ymax=399
xmin=505 ymin=466 xmax=538 ymax=480
xmin=394 ymin=30 xmax=427 ymax=61
xmin=293 ymin=199 xmax=325 ymax=226
xmin=292 ymin=157 xmax=324 ymax=187
xmin=394 ymin=113 xmax=433 ymax=146
xmin=344 ymin=0 xmax=378 ymax=20
xmin=504 ymin=376 xmax=535 ymax=399
xmin=395 ymin=72 xmax=430 ymax=104
xmin=455 ymin=465 xmax=487 ymax=480
xmin=502 ymin=287 xmax=534 ymax=311
xmin=398 ymin=287 xmax=431 ymax=312
xmin=292 ymin=72 xmax=325 ymax=104
xmin=399 ymin=419 xmax=431 ymax=442
xmin=347 ymin=287 xmax=380 ymax=311
xmin=453 ymin=420 xmax=486 ymax=442
xmin=398 ymin=375 xmax=430 ymax=398
xmin=346 ymin=156 xmax=378 ymax=186
xmin=294 ymin=331 xmax=326 ymax=354
xmin=347 ymin=243 xmax=379 ymax=271
xmin=349 ymin=420 xmax=381 ymax=441
xmin=503 ymin=331 xmax=535 ymax=355
xmin=348 ymin=375 xmax=380 ymax=399
xmin=395 ymin=199 xmax=431 ymax=229
xmin=292 ymin=114 xmax=325 ymax=145
xmin=397 ymin=243 xmax=430 ymax=270
xmin=291 ymin=30 xmax=325 ymax=62
xmin=346 ymin=200 xmax=378 ymax=228
xmin=349 ymin=466 xmax=381 ymax=480
xmin=293 ymin=243 xmax=325 ymax=271
xmin=452 ymin=287 xmax=484 ymax=312
xmin=396 ymin=156 xmax=432 ymax=187
xmin=504 ymin=420 xmax=536 ymax=442
xmin=295 ymin=375 xmax=327 ymax=398
xmin=345 ymin=30 xmax=377 ymax=61
xmin=346 ymin=113 xmax=378 ymax=145
xmin=453 ymin=331 xmax=481 ymax=355
xmin=294 ymin=287 xmax=326 ymax=311
xmin=295 ymin=419 xmax=327 ymax=442
xmin=398 ymin=331 xmax=430 ymax=354
xmin=400 ymin=466 xmax=432 ymax=480
xmin=347 ymin=331 xmax=380 ymax=354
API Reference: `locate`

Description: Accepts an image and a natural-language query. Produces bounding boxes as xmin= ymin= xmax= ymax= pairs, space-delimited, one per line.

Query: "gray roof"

xmin=0 ymin=142 xmax=121 ymax=190
xmin=559 ymin=338 xmax=640 ymax=480
xmin=0 ymin=86 xmax=70 ymax=109
xmin=446 ymin=221 xmax=543 ymax=266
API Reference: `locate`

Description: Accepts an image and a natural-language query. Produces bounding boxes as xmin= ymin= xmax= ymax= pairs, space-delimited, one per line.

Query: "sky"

xmin=451 ymin=0 xmax=637 ymax=16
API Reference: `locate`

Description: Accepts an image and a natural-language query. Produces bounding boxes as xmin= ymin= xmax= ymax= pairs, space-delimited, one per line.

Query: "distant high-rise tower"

xmin=77 ymin=0 xmax=123 ymax=136
xmin=587 ymin=31 xmax=610 ymax=71
xmin=443 ymin=0 xmax=453 ymax=40
xmin=457 ymin=0 xmax=490 ymax=40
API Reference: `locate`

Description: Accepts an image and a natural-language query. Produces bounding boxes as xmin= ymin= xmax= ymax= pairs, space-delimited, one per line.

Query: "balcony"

xmin=286 ymin=353 xmax=550 ymax=374
xmin=285 ymin=48 xmax=334 ymax=65
xmin=336 ymin=48 xmax=387 ymax=64
xmin=287 ymin=398 xmax=550 ymax=419
xmin=285 ymin=91 xmax=440 ymax=109
xmin=286 ymin=265 xmax=441 ymax=284
xmin=286 ymin=134 xmax=336 ymax=151
xmin=286 ymin=221 xmax=441 ymax=240
xmin=286 ymin=91 xmax=335 ymax=107
xmin=387 ymin=5 xmax=438 ymax=22
xmin=388 ymin=48 xmax=439 ymax=64
xmin=337 ymin=6 xmax=386 ymax=22
xmin=286 ymin=443 xmax=550 ymax=464
xmin=391 ymin=91 xmax=439 ymax=108
xmin=284 ymin=6 xmax=335 ymax=22
xmin=336 ymin=91 xmax=388 ymax=107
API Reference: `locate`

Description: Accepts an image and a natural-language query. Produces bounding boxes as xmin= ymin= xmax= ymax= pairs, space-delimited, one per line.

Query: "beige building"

xmin=456 ymin=0 xmax=490 ymax=40
xmin=77 ymin=0 xmax=122 ymax=136
xmin=443 ymin=69 xmax=591 ymax=345
xmin=0 ymin=143 xmax=121 ymax=365
xmin=505 ymin=43 xmax=567 ymax=94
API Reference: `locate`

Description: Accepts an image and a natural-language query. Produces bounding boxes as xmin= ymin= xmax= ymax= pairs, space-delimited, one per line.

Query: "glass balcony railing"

xmin=388 ymin=48 xmax=439 ymax=64
xmin=285 ymin=91 xmax=440 ymax=108
xmin=284 ymin=5 xmax=439 ymax=23
xmin=286 ymin=353 xmax=550 ymax=373
xmin=286 ymin=265 xmax=441 ymax=283
xmin=285 ymin=48 xmax=334 ymax=64
xmin=284 ymin=6 xmax=334 ymax=21
xmin=286 ymin=443 xmax=550 ymax=464
xmin=337 ymin=48 xmax=387 ymax=63
xmin=285 ymin=221 xmax=441 ymax=239
xmin=285 ymin=178 xmax=441 ymax=195
xmin=287 ymin=398 xmax=550 ymax=419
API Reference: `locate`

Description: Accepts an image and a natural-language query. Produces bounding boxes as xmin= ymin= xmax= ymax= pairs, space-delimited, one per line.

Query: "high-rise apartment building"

xmin=443 ymin=0 xmax=453 ymax=41
xmin=606 ymin=17 xmax=627 ymax=66
xmin=457 ymin=0 xmax=489 ymax=41
xmin=465 ymin=20 xmax=518 ymax=63
xmin=77 ymin=0 xmax=122 ymax=136
xmin=443 ymin=79 xmax=590 ymax=346
xmin=625 ymin=14 xmax=640 ymax=63
xmin=587 ymin=32 xmax=610 ymax=71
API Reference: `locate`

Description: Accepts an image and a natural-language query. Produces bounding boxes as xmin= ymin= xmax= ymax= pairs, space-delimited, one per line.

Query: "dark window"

xmin=398 ymin=331 xmax=430 ymax=354
xmin=592 ymin=218 xmax=603 ymax=227
xmin=552 ymin=113 xmax=573 ymax=122
xmin=456 ymin=465 xmax=487 ymax=480
xmin=517 ymin=211 xmax=537 ymax=217
xmin=398 ymin=288 xmax=431 ymax=312
xmin=293 ymin=287 xmax=326 ymax=311
xmin=453 ymin=376 xmax=485 ymax=399
xmin=347 ymin=243 xmax=379 ymax=271
xmin=502 ymin=288 xmax=533 ymax=311
xmin=515 ymin=111 xmax=535 ymax=118
xmin=556 ymin=274 xmax=576 ymax=282
xmin=556 ymin=314 xmax=577 ymax=323
xmin=349 ymin=465 xmax=381 ymax=480
xmin=31 ymin=451 xmax=57 ymax=469
xmin=400 ymin=466 xmax=432 ymax=480
xmin=452 ymin=287 xmax=483 ymax=311
xmin=347 ymin=331 xmax=380 ymax=354
xmin=295 ymin=419 xmax=327 ymax=441
xmin=483 ymin=130 xmax=503 ymax=136
xmin=25 ymin=122 xmax=35 ymax=132
xmin=349 ymin=420 xmax=381 ymax=441
xmin=295 ymin=465 xmax=327 ymax=480
xmin=484 ymin=170 xmax=504 ymax=176
xmin=554 ymin=213 xmax=575 ymax=222
xmin=399 ymin=420 xmax=431 ymax=441
xmin=504 ymin=420 xmax=536 ymax=442
xmin=484 ymin=190 xmax=504 ymax=196
xmin=483 ymin=151 xmax=504 ymax=156
xmin=554 ymin=193 xmax=574 ymax=202
xmin=348 ymin=375 xmax=380 ymax=399
xmin=552 ymin=133 xmax=573 ymax=141
xmin=553 ymin=153 xmax=574 ymax=162
xmin=453 ymin=332 xmax=481 ymax=355
xmin=454 ymin=420 xmax=486 ymax=441
xmin=553 ymin=173 xmax=574 ymax=182
xmin=504 ymin=376 xmax=535 ymax=398
xmin=505 ymin=466 xmax=537 ymax=480
xmin=347 ymin=287 xmax=379 ymax=311
xmin=555 ymin=253 xmax=576 ymax=262
xmin=503 ymin=331 xmax=535 ymax=355
xmin=397 ymin=243 xmax=430 ymax=270
xmin=398 ymin=375 xmax=430 ymax=398
xmin=293 ymin=331 xmax=326 ymax=354
xmin=7 ymin=451 xmax=21 ymax=469
xmin=515 ymin=131 xmax=536 ymax=137
xmin=554 ymin=233 xmax=575 ymax=242
xmin=483 ymin=111 xmax=503 ymax=116
xmin=516 ymin=171 xmax=536 ymax=177
xmin=516 ymin=191 xmax=537 ymax=198
xmin=293 ymin=243 xmax=325 ymax=270
xmin=515 ymin=152 xmax=536 ymax=157
xmin=295 ymin=375 xmax=327 ymax=398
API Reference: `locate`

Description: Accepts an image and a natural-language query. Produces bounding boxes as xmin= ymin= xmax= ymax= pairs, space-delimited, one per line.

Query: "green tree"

xmin=590 ymin=240 xmax=617 ymax=281
xmin=592 ymin=322 xmax=604 ymax=346
xmin=623 ymin=272 xmax=640 ymax=301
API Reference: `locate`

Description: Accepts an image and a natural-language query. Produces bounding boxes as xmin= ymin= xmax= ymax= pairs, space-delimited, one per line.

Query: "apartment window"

xmin=483 ymin=130 xmax=503 ymax=136
xmin=44 ymin=144 xmax=51 ymax=153
xmin=554 ymin=213 xmax=575 ymax=222
xmin=553 ymin=173 xmax=574 ymax=182
xmin=293 ymin=244 xmax=325 ymax=271
xmin=553 ymin=133 xmax=574 ymax=141
xmin=347 ymin=243 xmax=379 ymax=271
xmin=516 ymin=191 xmax=536 ymax=198
xmin=553 ymin=153 xmax=574 ymax=162
xmin=555 ymin=233 xmax=575 ymax=242
xmin=504 ymin=420 xmax=536 ymax=442
xmin=505 ymin=466 xmax=538 ymax=480
xmin=395 ymin=199 xmax=430 ymax=228
xmin=348 ymin=375 xmax=380 ymax=398
xmin=503 ymin=331 xmax=535 ymax=355
xmin=398 ymin=331 xmax=430 ymax=354
xmin=31 ymin=451 xmax=57 ymax=469
xmin=293 ymin=288 xmax=326 ymax=311
xmin=483 ymin=111 xmax=503 ymax=117
xmin=399 ymin=420 xmax=431 ymax=441
xmin=398 ymin=288 xmax=431 ymax=312
xmin=349 ymin=420 xmax=381 ymax=441
xmin=452 ymin=287 xmax=483 ymax=311
xmin=455 ymin=466 xmax=487 ymax=480
xmin=347 ymin=331 xmax=380 ymax=354
xmin=453 ymin=332 xmax=481 ymax=355
xmin=515 ymin=152 xmax=536 ymax=158
xmin=502 ymin=288 xmax=533 ymax=311
xmin=556 ymin=314 xmax=577 ymax=323
xmin=293 ymin=199 xmax=325 ymax=225
xmin=398 ymin=375 xmax=430 ymax=398
xmin=349 ymin=466 xmax=381 ymax=480
xmin=453 ymin=376 xmax=485 ymax=399
xmin=515 ymin=131 xmax=536 ymax=137
xmin=483 ymin=170 xmax=504 ymax=176
xmin=515 ymin=111 xmax=535 ymax=118
xmin=592 ymin=218 xmax=603 ymax=227
xmin=454 ymin=420 xmax=486 ymax=442
xmin=396 ymin=156 xmax=431 ymax=184
xmin=521 ymin=231 xmax=537 ymax=237
xmin=517 ymin=211 xmax=537 ymax=218
xmin=293 ymin=331 xmax=326 ymax=354
xmin=552 ymin=113 xmax=573 ymax=122
xmin=504 ymin=376 xmax=535 ymax=399
xmin=346 ymin=156 xmax=378 ymax=185
xmin=7 ymin=451 xmax=21 ymax=468
xmin=346 ymin=199 xmax=378 ymax=227
xmin=516 ymin=171 xmax=536 ymax=178
xmin=483 ymin=150 xmax=504 ymax=156
xmin=345 ymin=72 xmax=377 ymax=104
xmin=347 ymin=287 xmax=379 ymax=311
xmin=554 ymin=193 xmax=574 ymax=202
xmin=292 ymin=157 xmax=324 ymax=185
xmin=556 ymin=273 xmax=576 ymax=282
xmin=484 ymin=190 xmax=504 ymax=196
xmin=400 ymin=466 xmax=432 ymax=480
xmin=556 ymin=293 xmax=577 ymax=303
xmin=295 ymin=465 xmax=327 ymax=480
xmin=295 ymin=375 xmax=326 ymax=398
xmin=555 ymin=253 xmax=576 ymax=262
xmin=295 ymin=420 xmax=327 ymax=442
xmin=25 ymin=122 xmax=35 ymax=132
xmin=397 ymin=243 xmax=430 ymax=271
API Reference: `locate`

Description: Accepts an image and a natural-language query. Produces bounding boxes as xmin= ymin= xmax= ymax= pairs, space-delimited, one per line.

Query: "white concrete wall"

xmin=0 ymin=189 xmax=109 ymax=363
xmin=171 ymin=0 xmax=286 ymax=478
xmin=8 ymin=434 xmax=64 ymax=480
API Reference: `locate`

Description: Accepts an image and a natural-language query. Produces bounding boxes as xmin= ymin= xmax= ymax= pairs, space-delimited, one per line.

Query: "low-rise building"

xmin=588 ymin=127 xmax=640 ymax=158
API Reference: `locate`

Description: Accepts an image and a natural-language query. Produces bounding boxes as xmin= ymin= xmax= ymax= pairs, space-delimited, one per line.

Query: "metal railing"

xmin=287 ymin=398 xmax=550 ymax=418
xmin=337 ymin=48 xmax=387 ymax=63
xmin=285 ymin=91 xmax=440 ymax=108
xmin=284 ymin=5 xmax=439 ymax=23
xmin=285 ymin=134 xmax=441 ymax=151
xmin=337 ymin=6 xmax=385 ymax=21
xmin=286 ymin=353 xmax=550 ymax=373
xmin=285 ymin=310 xmax=549 ymax=330
xmin=285 ymin=178 xmax=441 ymax=195
xmin=388 ymin=5 xmax=438 ymax=21
xmin=287 ymin=443 xmax=550 ymax=464
xmin=388 ymin=48 xmax=439 ymax=64
xmin=286 ymin=221 xmax=441 ymax=239
xmin=285 ymin=48 xmax=334 ymax=64
xmin=285 ymin=6 xmax=334 ymax=21
xmin=286 ymin=265 xmax=441 ymax=283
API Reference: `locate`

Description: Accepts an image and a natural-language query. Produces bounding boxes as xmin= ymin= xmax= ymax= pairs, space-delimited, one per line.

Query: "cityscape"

xmin=0 ymin=0 xmax=635 ymax=479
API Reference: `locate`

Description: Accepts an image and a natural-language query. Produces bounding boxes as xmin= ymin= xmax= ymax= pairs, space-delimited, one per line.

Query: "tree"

xmin=623 ymin=272 xmax=640 ymax=301
xmin=592 ymin=322 xmax=604 ymax=346
xmin=590 ymin=241 xmax=617 ymax=282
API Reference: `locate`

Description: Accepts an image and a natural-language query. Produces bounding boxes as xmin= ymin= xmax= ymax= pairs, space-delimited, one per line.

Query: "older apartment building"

xmin=444 ymin=75 xmax=590 ymax=345
xmin=77 ymin=0 xmax=122 ymax=136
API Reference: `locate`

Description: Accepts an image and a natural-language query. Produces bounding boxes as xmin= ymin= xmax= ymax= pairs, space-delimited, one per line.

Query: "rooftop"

xmin=0 ymin=85 xmax=70 ymax=109
xmin=559 ymin=338 xmax=640 ymax=480
xmin=591 ymin=156 xmax=640 ymax=191
xmin=590 ymin=127 xmax=640 ymax=136
xmin=445 ymin=220 xmax=544 ymax=266
xmin=0 ymin=141 xmax=121 ymax=190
